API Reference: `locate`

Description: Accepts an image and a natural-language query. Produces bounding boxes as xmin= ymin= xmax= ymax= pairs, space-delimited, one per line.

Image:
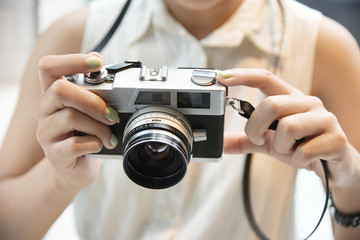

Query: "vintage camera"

xmin=72 ymin=61 xmax=227 ymax=189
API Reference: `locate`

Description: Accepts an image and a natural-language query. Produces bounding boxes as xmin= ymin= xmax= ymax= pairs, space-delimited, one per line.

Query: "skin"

xmin=0 ymin=0 xmax=359 ymax=239
xmin=165 ymin=0 xmax=243 ymax=39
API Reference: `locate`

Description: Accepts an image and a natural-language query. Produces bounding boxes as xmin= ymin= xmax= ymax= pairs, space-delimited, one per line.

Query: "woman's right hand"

xmin=36 ymin=53 xmax=119 ymax=190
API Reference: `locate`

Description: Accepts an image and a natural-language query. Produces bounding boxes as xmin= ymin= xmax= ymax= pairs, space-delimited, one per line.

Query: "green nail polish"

xmin=219 ymin=70 xmax=233 ymax=79
xmin=87 ymin=57 xmax=102 ymax=68
xmin=110 ymin=134 xmax=118 ymax=147
xmin=105 ymin=106 xmax=118 ymax=122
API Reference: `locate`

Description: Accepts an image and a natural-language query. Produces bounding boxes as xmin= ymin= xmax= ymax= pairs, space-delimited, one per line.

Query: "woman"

xmin=0 ymin=0 xmax=359 ymax=239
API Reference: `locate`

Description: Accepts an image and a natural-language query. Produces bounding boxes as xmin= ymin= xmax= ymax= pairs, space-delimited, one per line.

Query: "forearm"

xmin=0 ymin=158 xmax=80 ymax=240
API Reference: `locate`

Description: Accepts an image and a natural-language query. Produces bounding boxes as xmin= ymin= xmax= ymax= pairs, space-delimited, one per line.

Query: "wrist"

xmin=329 ymin=146 xmax=360 ymax=214
xmin=330 ymin=192 xmax=360 ymax=227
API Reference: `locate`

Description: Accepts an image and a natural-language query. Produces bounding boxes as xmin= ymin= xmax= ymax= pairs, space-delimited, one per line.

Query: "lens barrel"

xmin=122 ymin=107 xmax=193 ymax=189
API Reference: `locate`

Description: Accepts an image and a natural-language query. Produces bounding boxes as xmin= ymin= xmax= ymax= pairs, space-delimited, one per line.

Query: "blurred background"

xmin=0 ymin=0 xmax=359 ymax=239
xmin=0 ymin=0 xmax=88 ymax=144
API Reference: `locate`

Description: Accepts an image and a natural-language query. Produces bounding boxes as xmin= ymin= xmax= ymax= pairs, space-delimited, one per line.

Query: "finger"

xmin=38 ymin=107 xmax=117 ymax=150
xmin=47 ymin=135 xmax=103 ymax=169
xmin=37 ymin=79 xmax=118 ymax=125
xmin=64 ymin=156 xmax=101 ymax=184
xmin=245 ymin=95 xmax=323 ymax=145
xmin=224 ymin=131 xmax=299 ymax=165
xmin=217 ymin=68 xmax=302 ymax=96
xmin=38 ymin=52 xmax=104 ymax=91
xmin=292 ymin=131 xmax=347 ymax=168
xmin=223 ymin=132 xmax=267 ymax=154
xmin=272 ymin=111 xmax=328 ymax=154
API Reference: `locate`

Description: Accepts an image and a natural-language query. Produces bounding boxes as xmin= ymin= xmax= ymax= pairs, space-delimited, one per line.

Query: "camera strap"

xmin=88 ymin=0 xmax=330 ymax=237
xmin=92 ymin=0 xmax=133 ymax=53
xmin=226 ymin=97 xmax=330 ymax=240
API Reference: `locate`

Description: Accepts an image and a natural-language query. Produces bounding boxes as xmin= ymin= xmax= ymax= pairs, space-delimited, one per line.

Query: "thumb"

xmin=223 ymin=132 xmax=268 ymax=154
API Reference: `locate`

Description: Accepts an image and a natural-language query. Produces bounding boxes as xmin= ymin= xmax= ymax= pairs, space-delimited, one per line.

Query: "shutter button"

xmin=191 ymin=69 xmax=217 ymax=86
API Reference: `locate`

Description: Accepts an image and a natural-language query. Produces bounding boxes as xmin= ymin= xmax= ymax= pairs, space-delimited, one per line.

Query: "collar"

xmin=123 ymin=0 xmax=283 ymax=56
xmin=200 ymin=0 xmax=284 ymax=56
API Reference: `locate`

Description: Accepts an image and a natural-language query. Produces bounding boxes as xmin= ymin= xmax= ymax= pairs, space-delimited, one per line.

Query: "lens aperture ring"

xmin=123 ymin=107 xmax=193 ymax=146
xmin=123 ymin=122 xmax=191 ymax=156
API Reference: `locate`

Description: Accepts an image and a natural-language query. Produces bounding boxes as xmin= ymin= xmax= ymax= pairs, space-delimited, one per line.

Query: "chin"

xmin=165 ymin=0 xmax=227 ymax=11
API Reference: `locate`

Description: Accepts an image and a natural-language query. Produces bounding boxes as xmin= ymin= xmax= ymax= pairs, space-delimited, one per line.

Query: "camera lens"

xmin=122 ymin=107 xmax=193 ymax=189
xmin=141 ymin=143 xmax=175 ymax=171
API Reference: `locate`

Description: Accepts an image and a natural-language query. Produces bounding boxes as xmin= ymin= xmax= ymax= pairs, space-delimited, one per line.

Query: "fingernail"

xmin=87 ymin=57 xmax=102 ymax=68
xmin=105 ymin=106 xmax=118 ymax=122
xmin=110 ymin=134 xmax=118 ymax=147
xmin=254 ymin=136 xmax=265 ymax=146
xmin=218 ymin=70 xmax=233 ymax=79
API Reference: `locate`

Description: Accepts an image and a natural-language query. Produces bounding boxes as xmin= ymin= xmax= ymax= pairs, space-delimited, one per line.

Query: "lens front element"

xmin=122 ymin=107 xmax=193 ymax=189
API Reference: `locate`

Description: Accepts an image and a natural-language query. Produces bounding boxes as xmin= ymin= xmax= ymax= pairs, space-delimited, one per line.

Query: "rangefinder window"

xmin=135 ymin=91 xmax=171 ymax=105
xmin=177 ymin=92 xmax=210 ymax=109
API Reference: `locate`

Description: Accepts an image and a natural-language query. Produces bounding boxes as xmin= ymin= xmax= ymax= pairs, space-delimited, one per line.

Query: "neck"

xmin=165 ymin=0 xmax=243 ymax=40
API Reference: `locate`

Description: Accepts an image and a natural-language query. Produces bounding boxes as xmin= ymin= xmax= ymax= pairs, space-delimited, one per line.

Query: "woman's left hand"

xmin=217 ymin=68 xmax=360 ymax=188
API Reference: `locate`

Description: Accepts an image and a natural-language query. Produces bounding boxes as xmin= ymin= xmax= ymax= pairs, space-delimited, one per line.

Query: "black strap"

xmin=242 ymin=154 xmax=268 ymax=240
xmin=243 ymin=154 xmax=329 ymax=240
xmin=236 ymin=100 xmax=330 ymax=239
xmin=92 ymin=0 xmax=133 ymax=53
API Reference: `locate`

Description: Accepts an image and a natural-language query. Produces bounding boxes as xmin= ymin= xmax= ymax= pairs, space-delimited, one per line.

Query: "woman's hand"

xmin=36 ymin=53 xmax=119 ymax=190
xmin=218 ymin=69 xmax=360 ymax=188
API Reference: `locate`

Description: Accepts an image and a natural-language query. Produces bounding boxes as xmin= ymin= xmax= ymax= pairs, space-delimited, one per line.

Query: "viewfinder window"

xmin=177 ymin=92 xmax=210 ymax=109
xmin=135 ymin=91 xmax=170 ymax=105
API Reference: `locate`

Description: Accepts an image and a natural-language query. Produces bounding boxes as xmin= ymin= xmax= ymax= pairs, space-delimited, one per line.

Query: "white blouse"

xmin=75 ymin=0 xmax=322 ymax=239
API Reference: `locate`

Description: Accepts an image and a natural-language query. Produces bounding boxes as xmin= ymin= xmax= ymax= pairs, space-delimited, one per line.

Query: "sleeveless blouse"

xmin=75 ymin=0 xmax=322 ymax=239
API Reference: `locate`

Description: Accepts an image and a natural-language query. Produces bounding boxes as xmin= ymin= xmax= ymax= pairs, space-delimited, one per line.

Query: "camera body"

xmin=72 ymin=61 xmax=227 ymax=188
